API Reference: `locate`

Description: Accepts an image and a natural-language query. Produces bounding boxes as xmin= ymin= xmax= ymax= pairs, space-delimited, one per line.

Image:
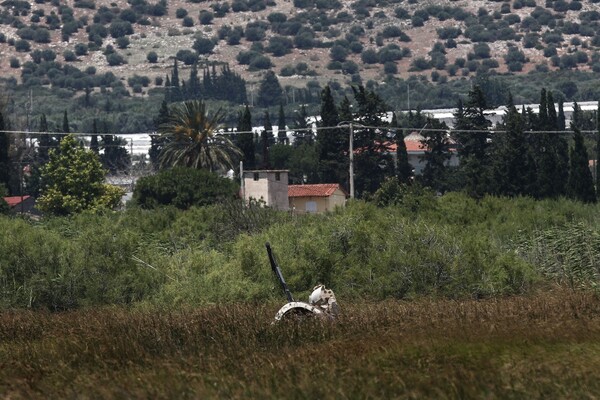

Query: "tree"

xmin=0 ymin=111 xmax=9 ymax=192
xmin=420 ymin=119 xmax=451 ymax=192
xmin=277 ymin=104 xmax=287 ymax=144
xmin=257 ymin=71 xmax=283 ymax=107
xmin=132 ymin=167 xmax=238 ymax=210
xmin=352 ymin=85 xmax=393 ymax=197
xmin=491 ymin=94 xmax=532 ymax=197
xmin=237 ymin=105 xmax=255 ymax=169
xmin=101 ymin=135 xmax=131 ymax=174
xmin=158 ymin=100 xmax=242 ymax=172
xmin=453 ymin=86 xmax=491 ymax=198
xmin=318 ymin=85 xmax=346 ymax=184
xmin=90 ymin=119 xmax=99 ymax=155
xmin=261 ymin=111 xmax=272 ymax=168
xmin=394 ymin=129 xmax=413 ymax=184
xmin=596 ymin=100 xmax=600 ymax=193
xmin=567 ymin=126 xmax=596 ymax=203
xmin=150 ymin=100 xmax=170 ymax=170
xmin=557 ymin=100 xmax=566 ymax=131
xmin=37 ymin=135 xmax=124 ymax=215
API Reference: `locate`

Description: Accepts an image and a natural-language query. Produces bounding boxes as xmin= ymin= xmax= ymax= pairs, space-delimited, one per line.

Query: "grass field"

xmin=1 ymin=289 xmax=599 ymax=399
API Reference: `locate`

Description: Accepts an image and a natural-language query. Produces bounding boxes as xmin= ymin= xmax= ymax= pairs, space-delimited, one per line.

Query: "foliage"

xmin=257 ymin=71 xmax=283 ymax=107
xmin=158 ymin=101 xmax=239 ymax=171
xmin=37 ymin=135 xmax=124 ymax=215
xmin=132 ymin=167 xmax=238 ymax=210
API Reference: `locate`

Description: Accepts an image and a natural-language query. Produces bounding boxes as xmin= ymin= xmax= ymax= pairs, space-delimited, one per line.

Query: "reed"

xmin=1 ymin=290 xmax=599 ymax=399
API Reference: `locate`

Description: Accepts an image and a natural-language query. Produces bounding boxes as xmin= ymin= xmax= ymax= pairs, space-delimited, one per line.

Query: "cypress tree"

xmin=292 ymin=104 xmax=312 ymax=146
xmin=170 ymin=59 xmax=181 ymax=101
xmin=547 ymin=91 xmax=557 ymax=130
xmin=453 ymin=85 xmax=491 ymax=198
xmin=567 ymin=126 xmax=596 ymax=203
xmin=318 ymin=85 xmax=345 ymax=184
xmin=572 ymin=102 xmax=582 ymax=130
xmin=557 ymin=100 xmax=566 ymax=131
xmin=277 ymin=104 xmax=287 ymax=144
xmin=261 ymin=111 xmax=272 ymax=168
xmin=90 ymin=119 xmax=99 ymax=154
xmin=394 ymin=129 xmax=413 ymax=184
xmin=0 ymin=111 xmax=9 ymax=192
xmin=150 ymin=100 xmax=170 ymax=170
xmin=596 ymin=101 xmax=600 ymax=192
xmin=188 ymin=62 xmax=200 ymax=99
xmin=491 ymin=94 xmax=530 ymax=197
xmin=538 ymin=88 xmax=548 ymax=130
xmin=257 ymin=71 xmax=283 ymax=107
xmin=352 ymin=85 xmax=392 ymax=196
xmin=37 ymin=113 xmax=53 ymax=163
xmin=237 ymin=105 xmax=255 ymax=169
xmin=62 ymin=110 xmax=70 ymax=134
xmin=421 ymin=119 xmax=452 ymax=192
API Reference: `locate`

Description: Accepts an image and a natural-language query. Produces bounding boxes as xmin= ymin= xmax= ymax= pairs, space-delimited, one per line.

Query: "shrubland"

xmin=1 ymin=191 xmax=599 ymax=310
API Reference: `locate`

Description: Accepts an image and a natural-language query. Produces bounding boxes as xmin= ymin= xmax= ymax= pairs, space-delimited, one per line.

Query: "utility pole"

xmin=349 ymin=123 xmax=354 ymax=199
xmin=338 ymin=121 xmax=358 ymax=199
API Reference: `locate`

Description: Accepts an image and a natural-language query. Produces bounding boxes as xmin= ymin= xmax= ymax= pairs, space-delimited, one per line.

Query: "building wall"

xmin=289 ymin=189 xmax=347 ymax=213
xmin=243 ymin=170 xmax=289 ymax=210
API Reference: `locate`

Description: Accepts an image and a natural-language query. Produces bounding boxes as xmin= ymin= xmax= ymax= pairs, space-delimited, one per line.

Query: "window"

xmin=275 ymin=172 xmax=280 ymax=181
xmin=305 ymin=201 xmax=317 ymax=213
xmin=253 ymin=172 xmax=259 ymax=181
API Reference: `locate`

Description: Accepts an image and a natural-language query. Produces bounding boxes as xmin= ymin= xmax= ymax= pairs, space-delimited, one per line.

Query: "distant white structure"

xmin=413 ymin=101 xmax=599 ymax=129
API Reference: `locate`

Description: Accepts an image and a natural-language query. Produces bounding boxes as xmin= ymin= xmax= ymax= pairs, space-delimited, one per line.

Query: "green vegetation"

xmin=36 ymin=135 xmax=124 ymax=216
xmin=2 ymin=192 xmax=600 ymax=310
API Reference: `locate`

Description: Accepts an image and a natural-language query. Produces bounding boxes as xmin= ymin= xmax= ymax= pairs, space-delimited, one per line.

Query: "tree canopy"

xmin=37 ymin=135 xmax=124 ymax=215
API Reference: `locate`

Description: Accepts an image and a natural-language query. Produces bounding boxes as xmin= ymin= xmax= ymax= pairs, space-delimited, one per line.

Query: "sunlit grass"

xmin=2 ymin=289 xmax=599 ymax=399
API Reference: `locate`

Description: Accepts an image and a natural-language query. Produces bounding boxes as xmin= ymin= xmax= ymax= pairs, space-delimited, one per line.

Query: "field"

xmin=2 ymin=290 xmax=599 ymax=399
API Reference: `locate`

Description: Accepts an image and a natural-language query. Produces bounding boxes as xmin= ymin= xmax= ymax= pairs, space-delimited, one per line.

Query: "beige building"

xmin=288 ymin=184 xmax=347 ymax=214
xmin=243 ymin=170 xmax=289 ymax=210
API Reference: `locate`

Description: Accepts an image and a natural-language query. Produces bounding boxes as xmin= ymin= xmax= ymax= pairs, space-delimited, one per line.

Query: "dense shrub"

xmin=133 ymin=167 xmax=239 ymax=210
xmin=147 ymin=51 xmax=158 ymax=63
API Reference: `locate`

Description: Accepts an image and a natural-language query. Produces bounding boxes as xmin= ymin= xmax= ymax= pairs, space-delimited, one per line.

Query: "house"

xmin=288 ymin=184 xmax=347 ymax=214
xmin=383 ymin=132 xmax=459 ymax=175
xmin=242 ymin=170 xmax=289 ymax=210
xmin=3 ymin=195 xmax=38 ymax=215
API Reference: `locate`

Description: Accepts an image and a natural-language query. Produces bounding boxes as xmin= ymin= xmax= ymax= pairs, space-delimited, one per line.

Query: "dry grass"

xmin=1 ymin=289 xmax=600 ymax=399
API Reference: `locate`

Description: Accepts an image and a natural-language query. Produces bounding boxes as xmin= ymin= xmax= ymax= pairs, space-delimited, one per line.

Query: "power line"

xmin=1 ymin=126 xmax=599 ymax=136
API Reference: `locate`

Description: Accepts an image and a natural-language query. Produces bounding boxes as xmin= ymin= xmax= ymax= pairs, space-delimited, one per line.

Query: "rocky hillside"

xmin=1 ymin=0 xmax=600 ymax=95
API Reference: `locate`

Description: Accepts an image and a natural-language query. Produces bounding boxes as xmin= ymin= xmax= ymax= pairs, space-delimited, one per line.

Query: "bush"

xmin=410 ymin=57 xmax=431 ymax=71
xmin=133 ymin=167 xmax=238 ymax=210
xmin=106 ymin=52 xmax=126 ymax=66
xmin=199 ymin=11 xmax=214 ymax=25
xmin=147 ymin=51 xmax=158 ymax=63
xmin=63 ymin=49 xmax=77 ymax=61
xmin=116 ymin=36 xmax=129 ymax=49
xmin=74 ymin=42 xmax=88 ymax=55
xmin=9 ymin=57 xmax=20 ymax=68
xmin=15 ymin=39 xmax=31 ymax=52
xmin=383 ymin=61 xmax=397 ymax=74
xmin=329 ymin=44 xmax=348 ymax=62
xmin=175 ymin=8 xmax=188 ymax=18
xmin=182 ymin=16 xmax=194 ymax=27
xmin=249 ymin=55 xmax=272 ymax=70
xmin=193 ymin=37 xmax=215 ymax=54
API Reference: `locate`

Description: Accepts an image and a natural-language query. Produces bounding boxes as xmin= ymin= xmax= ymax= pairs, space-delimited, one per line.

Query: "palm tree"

xmin=158 ymin=100 xmax=242 ymax=172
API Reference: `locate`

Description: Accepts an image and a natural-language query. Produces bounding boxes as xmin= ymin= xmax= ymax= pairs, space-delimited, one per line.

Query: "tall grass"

xmin=1 ymin=193 xmax=600 ymax=309
xmin=1 ymin=291 xmax=599 ymax=398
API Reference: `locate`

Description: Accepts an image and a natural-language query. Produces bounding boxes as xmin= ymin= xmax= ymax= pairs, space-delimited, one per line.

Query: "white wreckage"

xmin=266 ymin=243 xmax=339 ymax=322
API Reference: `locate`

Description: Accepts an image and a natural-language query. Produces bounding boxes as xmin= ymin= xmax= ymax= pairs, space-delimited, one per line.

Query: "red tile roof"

xmin=288 ymin=184 xmax=346 ymax=198
xmin=3 ymin=196 xmax=31 ymax=207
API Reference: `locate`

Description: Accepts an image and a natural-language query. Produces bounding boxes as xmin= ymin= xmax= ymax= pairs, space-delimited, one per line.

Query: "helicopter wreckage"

xmin=266 ymin=242 xmax=339 ymax=322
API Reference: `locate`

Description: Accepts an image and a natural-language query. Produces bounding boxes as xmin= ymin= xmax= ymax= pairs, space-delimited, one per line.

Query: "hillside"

xmin=1 ymin=0 xmax=600 ymax=98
